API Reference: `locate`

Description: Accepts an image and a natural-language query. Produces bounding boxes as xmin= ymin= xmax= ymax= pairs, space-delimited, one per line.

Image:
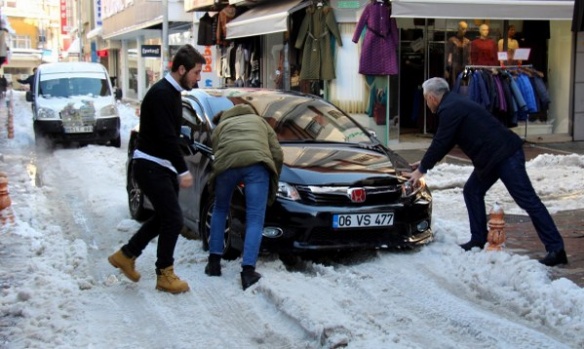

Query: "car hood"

xmin=37 ymin=96 xmax=116 ymax=114
xmin=280 ymin=144 xmax=409 ymax=186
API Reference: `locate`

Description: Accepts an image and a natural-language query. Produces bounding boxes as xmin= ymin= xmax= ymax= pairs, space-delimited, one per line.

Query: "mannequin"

xmin=445 ymin=21 xmax=471 ymax=86
xmin=498 ymin=25 xmax=520 ymax=65
xmin=470 ymin=24 xmax=498 ymax=66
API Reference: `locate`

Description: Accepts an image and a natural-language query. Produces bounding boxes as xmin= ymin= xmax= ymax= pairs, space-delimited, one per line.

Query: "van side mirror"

xmin=25 ymin=91 xmax=33 ymax=102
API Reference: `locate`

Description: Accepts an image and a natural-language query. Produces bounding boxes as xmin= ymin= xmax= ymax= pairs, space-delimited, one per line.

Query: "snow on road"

xmin=1 ymin=90 xmax=583 ymax=348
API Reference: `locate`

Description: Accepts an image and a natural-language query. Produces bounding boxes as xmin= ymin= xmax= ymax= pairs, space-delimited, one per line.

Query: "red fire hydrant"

xmin=486 ymin=202 xmax=506 ymax=251
xmin=0 ymin=171 xmax=14 ymax=225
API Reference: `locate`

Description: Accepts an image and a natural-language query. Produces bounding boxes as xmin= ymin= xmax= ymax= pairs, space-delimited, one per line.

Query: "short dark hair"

xmin=171 ymin=44 xmax=206 ymax=73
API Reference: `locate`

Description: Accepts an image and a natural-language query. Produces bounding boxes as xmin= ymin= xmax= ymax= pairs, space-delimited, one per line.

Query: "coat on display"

xmin=294 ymin=3 xmax=342 ymax=81
xmin=352 ymin=1 xmax=399 ymax=76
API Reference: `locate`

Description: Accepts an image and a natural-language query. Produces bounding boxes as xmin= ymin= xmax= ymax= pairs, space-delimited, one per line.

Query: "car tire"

xmin=127 ymin=161 xmax=153 ymax=222
xmin=279 ymin=253 xmax=301 ymax=268
xmin=200 ymin=194 xmax=240 ymax=259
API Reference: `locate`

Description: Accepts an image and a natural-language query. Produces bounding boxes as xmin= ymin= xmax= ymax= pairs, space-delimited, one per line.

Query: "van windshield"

xmin=39 ymin=77 xmax=111 ymax=98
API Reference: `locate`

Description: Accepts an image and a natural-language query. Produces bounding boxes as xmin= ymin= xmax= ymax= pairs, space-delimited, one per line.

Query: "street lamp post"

xmin=162 ymin=0 xmax=169 ymax=76
xmin=77 ymin=0 xmax=82 ymax=60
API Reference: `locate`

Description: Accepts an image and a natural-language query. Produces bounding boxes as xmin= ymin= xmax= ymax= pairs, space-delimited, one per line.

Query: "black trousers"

xmin=123 ymin=159 xmax=183 ymax=270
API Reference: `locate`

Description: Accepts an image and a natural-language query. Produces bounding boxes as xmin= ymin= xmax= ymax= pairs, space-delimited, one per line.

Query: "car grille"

xmin=296 ymin=185 xmax=403 ymax=206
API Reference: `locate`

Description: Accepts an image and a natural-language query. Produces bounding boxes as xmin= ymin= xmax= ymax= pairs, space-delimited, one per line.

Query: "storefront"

xmin=573 ymin=0 xmax=584 ymax=140
xmin=187 ymin=0 xmax=380 ymax=136
xmin=391 ymin=0 xmax=576 ymax=140
xmin=101 ymin=0 xmax=193 ymax=101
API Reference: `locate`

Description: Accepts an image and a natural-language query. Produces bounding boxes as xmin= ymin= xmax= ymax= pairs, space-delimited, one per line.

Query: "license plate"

xmin=332 ymin=212 xmax=394 ymax=229
xmin=64 ymin=126 xmax=93 ymax=133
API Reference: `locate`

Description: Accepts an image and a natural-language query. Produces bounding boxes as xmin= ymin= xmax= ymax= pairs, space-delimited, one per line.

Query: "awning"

xmin=391 ymin=0 xmax=575 ymax=20
xmin=226 ymin=0 xmax=308 ymax=39
xmin=573 ymin=0 xmax=583 ymax=31
xmin=86 ymin=27 xmax=103 ymax=40
xmin=67 ymin=38 xmax=81 ymax=54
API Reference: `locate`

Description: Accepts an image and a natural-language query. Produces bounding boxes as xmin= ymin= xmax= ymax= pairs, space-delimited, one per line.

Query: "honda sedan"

xmin=126 ymin=89 xmax=433 ymax=262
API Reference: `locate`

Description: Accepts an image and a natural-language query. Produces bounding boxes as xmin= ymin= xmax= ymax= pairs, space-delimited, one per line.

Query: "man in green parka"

xmin=205 ymin=104 xmax=283 ymax=290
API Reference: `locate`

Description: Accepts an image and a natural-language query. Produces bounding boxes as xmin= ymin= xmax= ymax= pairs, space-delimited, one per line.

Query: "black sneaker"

xmin=538 ymin=249 xmax=568 ymax=267
xmin=241 ymin=267 xmax=261 ymax=290
xmin=204 ymin=254 xmax=222 ymax=276
xmin=459 ymin=240 xmax=486 ymax=251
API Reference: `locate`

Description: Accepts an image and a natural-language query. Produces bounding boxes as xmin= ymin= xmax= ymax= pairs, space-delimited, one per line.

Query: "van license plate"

xmin=64 ymin=126 xmax=93 ymax=133
xmin=332 ymin=212 xmax=394 ymax=229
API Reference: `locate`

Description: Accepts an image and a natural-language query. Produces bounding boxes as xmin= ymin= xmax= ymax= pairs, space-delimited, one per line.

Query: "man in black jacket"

xmin=17 ymin=67 xmax=37 ymax=90
xmin=108 ymin=44 xmax=206 ymax=293
xmin=408 ymin=77 xmax=567 ymax=267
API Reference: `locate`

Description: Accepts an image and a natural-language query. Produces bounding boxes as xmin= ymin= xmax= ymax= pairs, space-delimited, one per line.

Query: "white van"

xmin=26 ymin=62 xmax=121 ymax=147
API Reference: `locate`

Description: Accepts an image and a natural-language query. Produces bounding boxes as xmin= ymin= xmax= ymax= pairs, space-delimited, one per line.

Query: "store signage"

xmin=60 ymin=0 xmax=68 ymax=35
xmin=410 ymin=38 xmax=424 ymax=53
xmin=337 ymin=1 xmax=360 ymax=9
xmin=95 ymin=0 xmax=103 ymax=27
xmin=141 ymin=45 xmax=161 ymax=57
xmin=514 ymin=48 xmax=531 ymax=61
xmin=184 ymin=0 xmax=215 ymax=12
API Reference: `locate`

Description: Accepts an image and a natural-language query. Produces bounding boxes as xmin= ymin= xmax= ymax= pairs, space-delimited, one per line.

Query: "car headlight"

xmin=276 ymin=182 xmax=301 ymax=201
xmin=401 ymin=178 xmax=426 ymax=198
xmin=37 ymin=107 xmax=57 ymax=119
xmin=100 ymin=104 xmax=118 ymax=117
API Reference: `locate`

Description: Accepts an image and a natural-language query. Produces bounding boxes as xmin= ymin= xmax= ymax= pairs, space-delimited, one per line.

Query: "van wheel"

xmin=34 ymin=126 xmax=52 ymax=152
xmin=110 ymin=135 xmax=121 ymax=148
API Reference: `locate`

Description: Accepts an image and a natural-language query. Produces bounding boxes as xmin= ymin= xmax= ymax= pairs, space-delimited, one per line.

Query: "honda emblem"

xmin=348 ymin=188 xmax=366 ymax=203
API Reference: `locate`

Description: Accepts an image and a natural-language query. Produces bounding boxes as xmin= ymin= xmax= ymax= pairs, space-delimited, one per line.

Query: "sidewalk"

xmin=395 ymin=137 xmax=584 ymax=287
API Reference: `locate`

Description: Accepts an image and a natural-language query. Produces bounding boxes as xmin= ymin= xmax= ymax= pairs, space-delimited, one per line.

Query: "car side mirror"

xmin=25 ymin=91 xmax=33 ymax=102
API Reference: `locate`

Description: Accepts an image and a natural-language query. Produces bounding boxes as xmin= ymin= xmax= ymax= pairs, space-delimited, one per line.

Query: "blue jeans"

xmin=209 ymin=163 xmax=270 ymax=267
xmin=463 ymin=149 xmax=564 ymax=252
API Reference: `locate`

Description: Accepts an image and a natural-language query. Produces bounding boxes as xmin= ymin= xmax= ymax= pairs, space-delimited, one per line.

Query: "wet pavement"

xmin=396 ymin=140 xmax=584 ymax=287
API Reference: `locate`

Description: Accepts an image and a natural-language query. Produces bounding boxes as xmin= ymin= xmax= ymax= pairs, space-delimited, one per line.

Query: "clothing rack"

xmin=462 ymin=64 xmax=538 ymax=140
xmin=464 ymin=64 xmax=533 ymax=69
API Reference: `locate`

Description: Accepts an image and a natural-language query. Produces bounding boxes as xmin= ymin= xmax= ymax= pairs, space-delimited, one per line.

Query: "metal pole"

xmin=162 ymin=0 xmax=169 ymax=76
xmin=77 ymin=0 xmax=82 ymax=60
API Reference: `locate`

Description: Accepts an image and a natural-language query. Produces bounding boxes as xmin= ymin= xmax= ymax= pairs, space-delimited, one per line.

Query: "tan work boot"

xmin=108 ymin=250 xmax=141 ymax=282
xmin=156 ymin=266 xmax=190 ymax=294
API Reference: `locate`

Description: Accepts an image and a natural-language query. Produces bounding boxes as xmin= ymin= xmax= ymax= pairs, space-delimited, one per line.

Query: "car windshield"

xmin=39 ymin=77 xmax=111 ymax=98
xmin=227 ymin=94 xmax=374 ymax=144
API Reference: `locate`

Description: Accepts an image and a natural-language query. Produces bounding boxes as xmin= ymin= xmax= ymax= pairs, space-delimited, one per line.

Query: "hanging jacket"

xmin=352 ymin=2 xmax=399 ymax=75
xmin=294 ymin=5 xmax=342 ymax=80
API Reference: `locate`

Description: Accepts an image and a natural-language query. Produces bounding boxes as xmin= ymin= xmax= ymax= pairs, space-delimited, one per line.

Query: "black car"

xmin=126 ymin=89 xmax=433 ymax=262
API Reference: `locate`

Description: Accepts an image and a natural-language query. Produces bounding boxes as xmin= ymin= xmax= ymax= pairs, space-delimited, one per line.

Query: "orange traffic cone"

xmin=486 ymin=202 xmax=506 ymax=251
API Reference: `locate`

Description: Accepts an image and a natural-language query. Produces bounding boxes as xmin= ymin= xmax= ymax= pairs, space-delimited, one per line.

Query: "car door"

xmin=178 ymin=100 xmax=214 ymax=234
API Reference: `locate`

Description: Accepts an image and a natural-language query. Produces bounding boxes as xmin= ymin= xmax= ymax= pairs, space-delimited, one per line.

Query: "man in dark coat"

xmin=408 ymin=77 xmax=567 ymax=267
xmin=108 ymin=44 xmax=206 ymax=293
xmin=17 ymin=67 xmax=37 ymax=90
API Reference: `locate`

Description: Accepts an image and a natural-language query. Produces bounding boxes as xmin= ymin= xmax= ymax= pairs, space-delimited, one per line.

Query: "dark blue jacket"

xmin=420 ymin=92 xmax=523 ymax=180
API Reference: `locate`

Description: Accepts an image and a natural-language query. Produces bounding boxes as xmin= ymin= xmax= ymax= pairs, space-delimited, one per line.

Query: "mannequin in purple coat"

xmin=352 ymin=0 xmax=399 ymax=76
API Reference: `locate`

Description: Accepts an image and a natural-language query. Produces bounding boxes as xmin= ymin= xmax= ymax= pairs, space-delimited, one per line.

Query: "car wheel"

xmin=33 ymin=125 xmax=52 ymax=151
xmin=200 ymin=194 xmax=240 ymax=259
xmin=279 ymin=253 xmax=301 ymax=268
xmin=110 ymin=135 xmax=121 ymax=148
xmin=127 ymin=162 xmax=153 ymax=222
